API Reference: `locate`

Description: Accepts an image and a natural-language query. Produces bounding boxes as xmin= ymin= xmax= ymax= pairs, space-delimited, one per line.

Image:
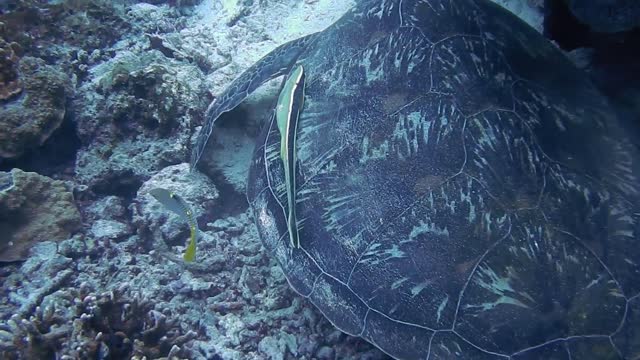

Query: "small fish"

xmin=276 ymin=64 xmax=305 ymax=248
xmin=149 ymin=188 xmax=199 ymax=262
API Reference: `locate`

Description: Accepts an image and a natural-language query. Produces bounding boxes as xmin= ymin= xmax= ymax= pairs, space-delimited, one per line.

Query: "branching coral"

xmin=0 ymin=307 xmax=69 ymax=360
xmin=0 ymin=284 xmax=198 ymax=359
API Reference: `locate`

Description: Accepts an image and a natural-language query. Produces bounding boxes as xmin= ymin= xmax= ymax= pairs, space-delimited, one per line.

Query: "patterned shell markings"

xmin=243 ymin=0 xmax=640 ymax=359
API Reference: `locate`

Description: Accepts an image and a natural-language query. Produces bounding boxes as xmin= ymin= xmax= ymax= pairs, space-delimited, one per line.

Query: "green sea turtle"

xmin=191 ymin=0 xmax=640 ymax=358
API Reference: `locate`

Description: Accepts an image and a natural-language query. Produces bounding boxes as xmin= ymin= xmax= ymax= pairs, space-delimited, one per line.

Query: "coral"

xmin=0 ymin=57 xmax=72 ymax=159
xmin=0 ymin=169 xmax=82 ymax=262
xmin=0 ymin=284 xmax=197 ymax=359
xmin=125 ymin=3 xmax=189 ymax=34
xmin=0 ymin=0 xmax=129 ymax=91
xmin=74 ymin=136 xmax=188 ymax=196
xmin=82 ymin=51 xmax=207 ymax=140
xmin=0 ymin=309 xmax=69 ymax=359
xmin=1 ymin=203 xmax=385 ymax=359
xmin=72 ymin=50 xmax=207 ymax=192
xmin=59 ymin=287 xmax=196 ymax=359
xmin=5 ymin=0 xmax=128 ymax=50
xmin=0 ymin=37 xmax=22 ymax=100
xmin=109 ymin=62 xmax=202 ymax=136
xmin=0 ymin=241 xmax=74 ymax=320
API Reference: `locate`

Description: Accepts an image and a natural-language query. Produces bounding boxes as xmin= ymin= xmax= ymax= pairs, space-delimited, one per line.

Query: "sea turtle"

xmin=191 ymin=0 xmax=640 ymax=358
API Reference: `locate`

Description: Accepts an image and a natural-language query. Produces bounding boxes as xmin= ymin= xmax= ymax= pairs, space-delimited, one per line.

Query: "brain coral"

xmin=0 ymin=169 xmax=82 ymax=262
xmin=0 ymin=57 xmax=71 ymax=159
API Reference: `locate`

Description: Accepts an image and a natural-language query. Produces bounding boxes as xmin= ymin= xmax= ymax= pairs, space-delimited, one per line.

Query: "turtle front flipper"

xmin=190 ymin=33 xmax=319 ymax=169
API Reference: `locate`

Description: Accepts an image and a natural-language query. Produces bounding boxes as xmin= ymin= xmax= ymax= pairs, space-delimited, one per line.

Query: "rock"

xmin=199 ymin=126 xmax=256 ymax=194
xmin=84 ymin=195 xmax=127 ymax=222
xmin=490 ymin=0 xmax=545 ymax=33
xmin=257 ymin=336 xmax=285 ymax=360
xmin=0 ymin=37 xmax=22 ymax=101
xmin=73 ymin=50 xmax=207 ymax=192
xmin=75 ymin=50 xmax=206 ymax=143
xmin=315 ymin=346 xmax=335 ymax=360
xmin=88 ymin=219 xmax=131 ymax=243
xmin=0 ymin=169 xmax=82 ymax=262
xmin=0 ymin=57 xmax=72 ymax=159
xmin=74 ymin=136 xmax=185 ymax=195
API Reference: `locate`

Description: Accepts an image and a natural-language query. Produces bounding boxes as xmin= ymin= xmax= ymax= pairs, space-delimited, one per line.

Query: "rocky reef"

xmin=0 ymin=36 xmax=22 ymax=101
xmin=0 ymin=57 xmax=72 ymax=159
xmin=0 ymin=169 xmax=82 ymax=262
xmin=0 ymin=0 xmax=637 ymax=359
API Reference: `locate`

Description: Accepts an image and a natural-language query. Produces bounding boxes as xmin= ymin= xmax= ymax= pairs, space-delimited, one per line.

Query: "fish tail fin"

xmin=183 ymin=226 xmax=197 ymax=262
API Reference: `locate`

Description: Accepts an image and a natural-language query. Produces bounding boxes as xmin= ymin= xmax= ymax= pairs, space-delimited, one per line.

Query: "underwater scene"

xmin=0 ymin=0 xmax=639 ymax=359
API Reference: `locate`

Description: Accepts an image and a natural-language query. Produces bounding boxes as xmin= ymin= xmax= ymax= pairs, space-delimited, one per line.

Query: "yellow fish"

xmin=149 ymin=188 xmax=199 ymax=262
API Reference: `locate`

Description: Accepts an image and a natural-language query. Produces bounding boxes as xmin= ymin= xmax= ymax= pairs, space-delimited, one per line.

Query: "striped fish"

xmin=149 ymin=188 xmax=199 ymax=262
xmin=276 ymin=65 xmax=306 ymax=248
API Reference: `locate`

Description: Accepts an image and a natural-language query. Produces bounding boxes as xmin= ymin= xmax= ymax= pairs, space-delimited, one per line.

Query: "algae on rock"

xmin=0 ymin=37 xmax=22 ymax=101
xmin=0 ymin=57 xmax=72 ymax=159
xmin=0 ymin=169 xmax=82 ymax=262
xmin=73 ymin=50 xmax=207 ymax=192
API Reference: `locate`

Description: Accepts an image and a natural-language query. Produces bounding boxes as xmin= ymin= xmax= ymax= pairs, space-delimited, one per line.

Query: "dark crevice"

xmin=0 ymin=113 xmax=81 ymax=179
xmin=92 ymin=170 xmax=144 ymax=202
xmin=543 ymin=0 xmax=640 ymax=142
xmin=543 ymin=0 xmax=592 ymax=50
xmin=214 ymin=102 xmax=261 ymax=134
xmin=208 ymin=173 xmax=249 ymax=218
xmin=194 ymin=104 xmax=263 ymax=218
xmin=543 ymin=0 xmax=640 ymax=52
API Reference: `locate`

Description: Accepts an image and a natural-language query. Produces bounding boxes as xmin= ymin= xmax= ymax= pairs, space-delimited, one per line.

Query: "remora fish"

xmin=276 ymin=64 xmax=305 ymax=248
xmin=149 ymin=188 xmax=199 ymax=262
